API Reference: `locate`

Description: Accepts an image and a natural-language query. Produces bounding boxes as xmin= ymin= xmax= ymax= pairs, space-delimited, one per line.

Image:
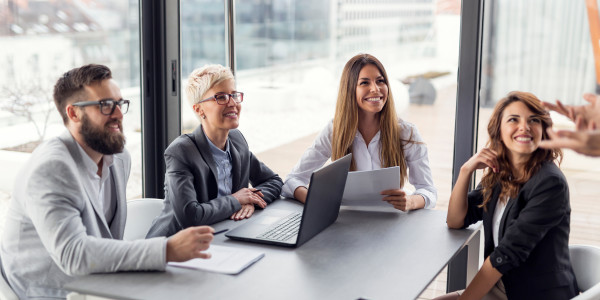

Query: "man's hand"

xmin=166 ymin=226 xmax=214 ymax=262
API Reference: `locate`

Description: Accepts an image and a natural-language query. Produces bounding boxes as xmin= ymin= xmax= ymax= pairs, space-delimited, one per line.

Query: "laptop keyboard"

xmin=257 ymin=212 xmax=302 ymax=241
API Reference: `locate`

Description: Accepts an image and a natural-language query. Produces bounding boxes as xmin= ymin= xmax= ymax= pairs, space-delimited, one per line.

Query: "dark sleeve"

xmin=248 ymin=152 xmax=283 ymax=204
xmin=165 ymin=143 xmax=241 ymax=227
xmin=461 ymin=185 xmax=485 ymax=229
xmin=489 ymin=172 xmax=569 ymax=274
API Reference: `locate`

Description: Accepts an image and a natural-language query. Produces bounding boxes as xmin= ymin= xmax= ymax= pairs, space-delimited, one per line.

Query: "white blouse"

xmin=493 ymin=196 xmax=510 ymax=247
xmin=282 ymin=119 xmax=437 ymax=209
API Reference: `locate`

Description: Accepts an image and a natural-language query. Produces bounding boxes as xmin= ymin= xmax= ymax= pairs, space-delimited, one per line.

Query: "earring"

xmin=202 ymin=115 xmax=206 ymax=119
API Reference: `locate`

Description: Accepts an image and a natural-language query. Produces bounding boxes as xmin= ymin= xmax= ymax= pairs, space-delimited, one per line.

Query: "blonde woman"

xmin=147 ymin=65 xmax=283 ymax=238
xmin=282 ymin=54 xmax=436 ymax=211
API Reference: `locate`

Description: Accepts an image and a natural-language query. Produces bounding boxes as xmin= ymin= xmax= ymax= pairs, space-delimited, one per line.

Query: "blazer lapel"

xmin=109 ymin=165 xmax=127 ymax=239
xmin=58 ymin=131 xmax=112 ymax=236
xmin=485 ymin=185 xmax=501 ymax=227
xmin=228 ymin=138 xmax=242 ymax=190
xmin=193 ymin=126 xmax=219 ymax=186
xmin=499 ymin=192 xmax=518 ymax=240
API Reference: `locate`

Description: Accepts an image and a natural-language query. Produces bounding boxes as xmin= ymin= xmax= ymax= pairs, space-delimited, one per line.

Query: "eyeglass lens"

xmin=100 ymin=100 xmax=129 ymax=115
xmin=214 ymin=93 xmax=243 ymax=105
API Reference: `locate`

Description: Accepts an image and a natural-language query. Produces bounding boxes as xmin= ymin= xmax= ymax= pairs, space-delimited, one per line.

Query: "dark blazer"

xmin=463 ymin=161 xmax=578 ymax=300
xmin=146 ymin=125 xmax=283 ymax=237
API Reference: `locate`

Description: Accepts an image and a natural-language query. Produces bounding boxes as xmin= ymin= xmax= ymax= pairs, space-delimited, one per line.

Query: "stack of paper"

xmin=168 ymin=244 xmax=264 ymax=275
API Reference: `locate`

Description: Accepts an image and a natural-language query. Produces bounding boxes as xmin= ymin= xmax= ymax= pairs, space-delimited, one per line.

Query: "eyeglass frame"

xmin=197 ymin=92 xmax=244 ymax=105
xmin=71 ymin=99 xmax=130 ymax=115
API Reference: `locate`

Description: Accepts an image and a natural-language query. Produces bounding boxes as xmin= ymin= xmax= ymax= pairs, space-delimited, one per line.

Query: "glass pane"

xmin=0 ymin=0 xmax=143 ymax=228
xmin=233 ymin=0 xmax=461 ymax=212
xmin=180 ymin=0 xmax=226 ymax=132
xmin=179 ymin=0 xmax=460 ymax=297
xmin=479 ymin=0 xmax=600 ymax=246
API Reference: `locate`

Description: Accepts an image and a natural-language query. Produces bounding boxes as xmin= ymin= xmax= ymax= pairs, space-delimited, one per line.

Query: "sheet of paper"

xmin=341 ymin=166 xmax=401 ymax=209
xmin=168 ymin=244 xmax=264 ymax=275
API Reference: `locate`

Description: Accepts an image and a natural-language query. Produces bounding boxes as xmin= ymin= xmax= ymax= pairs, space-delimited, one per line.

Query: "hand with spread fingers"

xmin=540 ymin=93 xmax=600 ymax=157
xmin=540 ymin=128 xmax=600 ymax=157
xmin=542 ymin=93 xmax=600 ymax=128
xmin=166 ymin=226 xmax=214 ymax=262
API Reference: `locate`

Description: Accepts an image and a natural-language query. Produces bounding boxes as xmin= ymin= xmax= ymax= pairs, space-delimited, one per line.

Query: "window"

xmin=478 ymin=0 xmax=600 ymax=246
xmin=179 ymin=2 xmax=461 ymax=297
xmin=0 ymin=0 xmax=143 ymax=228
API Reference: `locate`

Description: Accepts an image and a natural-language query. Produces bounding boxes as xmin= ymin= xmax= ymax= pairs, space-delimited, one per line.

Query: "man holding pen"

xmin=0 ymin=64 xmax=215 ymax=300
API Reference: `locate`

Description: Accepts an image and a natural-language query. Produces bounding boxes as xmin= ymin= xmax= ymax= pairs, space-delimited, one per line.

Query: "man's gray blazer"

xmin=0 ymin=131 xmax=166 ymax=299
xmin=146 ymin=125 xmax=283 ymax=238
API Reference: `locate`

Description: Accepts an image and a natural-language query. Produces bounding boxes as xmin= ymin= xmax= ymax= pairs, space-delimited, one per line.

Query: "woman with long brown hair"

xmin=442 ymin=91 xmax=578 ymax=299
xmin=281 ymin=53 xmax=436 ymax=211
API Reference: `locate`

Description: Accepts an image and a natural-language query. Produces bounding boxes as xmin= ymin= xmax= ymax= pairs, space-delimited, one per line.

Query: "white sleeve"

xmin=281 ymin=121 xmax=333 ymax=198
xmin=401 ymin=122 xmax=437 ymax=209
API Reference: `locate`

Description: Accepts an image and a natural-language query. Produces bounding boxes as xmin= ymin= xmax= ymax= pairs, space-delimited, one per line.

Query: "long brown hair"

xmin=331 ymin=53 xmax=414 ymax=186
xmin=479 ymin=91 xmax=562 ymax=209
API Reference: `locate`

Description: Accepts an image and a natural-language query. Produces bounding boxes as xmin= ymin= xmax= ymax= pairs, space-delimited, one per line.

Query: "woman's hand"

xmin=461 ymin=147 xmax=499 ymax=174
xmin=231 ymin=204 xmax=255 ymax=220
xmin=447 ymin=148 xmax=498 ymax=229
xmin=381 ymin=190 xmax=425 ymax=212
xmin=232 ymin=188 xmax=267 ymax=208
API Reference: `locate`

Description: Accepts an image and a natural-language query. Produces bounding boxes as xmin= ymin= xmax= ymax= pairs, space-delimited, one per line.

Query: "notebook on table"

xmin=225 ymin=153 xmax=352 ymax=247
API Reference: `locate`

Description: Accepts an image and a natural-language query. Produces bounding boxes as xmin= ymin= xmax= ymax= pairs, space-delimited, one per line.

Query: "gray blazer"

xmin=146 ymin=126 xmax=283 ymax=238
xmin=0 ymin=131 xmax=166 ymax=299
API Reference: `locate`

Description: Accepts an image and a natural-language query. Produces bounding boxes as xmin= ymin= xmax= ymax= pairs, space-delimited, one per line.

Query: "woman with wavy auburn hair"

xmin=282 ymin=53 xmax=437 ymax=211
xmin=440 ymin=91 xmax=578 ymax=300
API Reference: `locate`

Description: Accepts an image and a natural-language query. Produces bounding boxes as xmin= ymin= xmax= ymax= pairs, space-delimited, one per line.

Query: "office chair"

xmin=123 ymin=198 xmax=164 ymax=241
xmin=0 ymin=252 xmax=18 ymax=300
xmin=570 ymin=244 xmax=600 ymax=300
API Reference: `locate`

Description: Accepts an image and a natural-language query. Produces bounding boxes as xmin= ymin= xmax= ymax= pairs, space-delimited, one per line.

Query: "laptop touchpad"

xmin=257 ymin=216 xmax=281 ymax=225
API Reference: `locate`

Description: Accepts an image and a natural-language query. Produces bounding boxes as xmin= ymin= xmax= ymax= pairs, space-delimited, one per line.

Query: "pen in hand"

xmin=252 ymin=189 xmax=262 ymax=194
xmin=213 ymin=229 xmax=228 ymax=235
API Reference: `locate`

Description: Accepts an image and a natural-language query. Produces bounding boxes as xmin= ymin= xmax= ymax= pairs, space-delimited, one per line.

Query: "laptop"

xmin=226 ymin=153 xmax=352 ymax=247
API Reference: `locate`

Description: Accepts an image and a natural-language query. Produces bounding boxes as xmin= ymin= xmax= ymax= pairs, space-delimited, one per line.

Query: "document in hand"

xmin=341 ymin=166 xmax=401 ymax=210
xmin=168 ymin=244 xmax=265 ymax=275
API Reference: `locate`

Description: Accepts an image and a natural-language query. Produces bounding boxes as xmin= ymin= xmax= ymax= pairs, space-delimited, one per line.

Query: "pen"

xmin=214 ymin=229 xmax=228 ymax=235
xmin=252 ymin=189 xmax=262 ymax=193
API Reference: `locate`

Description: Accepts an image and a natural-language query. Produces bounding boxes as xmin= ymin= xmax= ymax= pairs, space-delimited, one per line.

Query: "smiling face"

xmin=77 ymin=79 xmax=125 ymax=154
xmin=355 ymin=64 xmax=388 ymax=115
xmin=500 ymin=101 xmax=543 ymax=164
xmin=195 ymin=78 xmax=241 ymax=134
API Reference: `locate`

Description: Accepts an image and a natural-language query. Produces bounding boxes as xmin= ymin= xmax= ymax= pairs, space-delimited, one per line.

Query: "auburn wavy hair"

xmin=331 ymin=53 xmax=415 ymax=186
xmin=479 ymin=91 xmax=562 ymax=209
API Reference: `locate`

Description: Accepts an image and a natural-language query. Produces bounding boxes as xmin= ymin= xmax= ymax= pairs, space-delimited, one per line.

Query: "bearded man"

xmin=0 ymin=64 xmax=215 ymax=299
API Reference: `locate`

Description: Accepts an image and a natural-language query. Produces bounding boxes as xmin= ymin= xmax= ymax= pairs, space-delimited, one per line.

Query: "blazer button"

xmin=496 ymin=257 xmax=503 ymax=263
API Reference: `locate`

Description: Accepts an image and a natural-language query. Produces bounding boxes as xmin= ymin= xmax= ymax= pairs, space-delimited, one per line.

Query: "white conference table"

xmin=66 ymin=199 xmax=480 ymax=300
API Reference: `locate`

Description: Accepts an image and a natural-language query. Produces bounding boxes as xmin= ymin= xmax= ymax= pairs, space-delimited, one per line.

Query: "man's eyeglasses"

xmin=198 ymin=92 xmax=244 ymax=105
xmin=72 ymin=99 xmax=130 ymax=115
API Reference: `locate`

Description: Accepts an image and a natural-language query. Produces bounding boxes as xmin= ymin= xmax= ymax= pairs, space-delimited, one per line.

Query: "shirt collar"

xmin=207 ymin=136 xmax=231 ymax=158
xmin=75 ymin=142 xmax=114 ymax=179
xmin=355 ymin=130 xmax=381 ymax=144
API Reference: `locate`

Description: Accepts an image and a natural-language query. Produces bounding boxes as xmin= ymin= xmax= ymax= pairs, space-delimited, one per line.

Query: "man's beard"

xmin=80 ymin=113 xmax=126 ymax=155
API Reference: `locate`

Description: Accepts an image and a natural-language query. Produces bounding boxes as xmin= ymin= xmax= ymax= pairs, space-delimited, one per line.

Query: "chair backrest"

xmin=123 ymin=198 xmax=164 ymax=241
xmin=0 ymin=252 xmax=19 ymax=300
xmin=570 ymin=244 xmax=600 ymax=300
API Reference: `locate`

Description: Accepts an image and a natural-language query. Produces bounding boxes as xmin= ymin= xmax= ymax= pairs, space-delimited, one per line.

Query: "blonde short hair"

xmin=185 ymin=64 xmax=234 ymax=107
